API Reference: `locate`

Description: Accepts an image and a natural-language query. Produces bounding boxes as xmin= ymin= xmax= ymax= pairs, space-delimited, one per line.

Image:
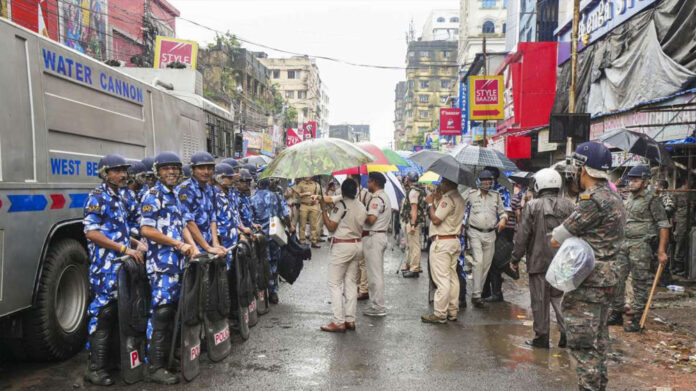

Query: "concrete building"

xmin=403 ymin=40 xmax=459 ymax=147
xmin=260 ymin=56 xmax=328 ymax=134
xmin=329 ymin=124 xmax=370 ymax=143
xmin=421 ymin=9 xmax=460 ymax=41
xmin=393 ymin=81 xmax=408 ymax=148
xmin=506 ymin=0 xmax=561 ymax=52
xmin=318 ymin=85 xmax=330 ymax=137
xmin=458 ymin=0 xmax=508 ymax=68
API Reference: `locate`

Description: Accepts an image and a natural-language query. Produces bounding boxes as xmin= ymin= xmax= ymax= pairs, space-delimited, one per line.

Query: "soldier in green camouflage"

xmin=672 ymin=179 xmax=689 ymax=275
xmin=607 ymin=166 xmax=670 ymax=332
xmin=551 ymin=142 xmax=626 ymax=391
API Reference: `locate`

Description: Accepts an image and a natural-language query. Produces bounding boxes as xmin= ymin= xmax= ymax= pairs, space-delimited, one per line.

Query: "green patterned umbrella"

xmin=259 ymin=138 xmax=376 ymax=179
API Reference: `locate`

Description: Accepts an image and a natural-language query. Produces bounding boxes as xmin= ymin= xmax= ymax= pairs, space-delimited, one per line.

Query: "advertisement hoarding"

xmin=439 ymin=108 xmax=462 ymax=136
xmin=154 ymin=36 xmax=198 ymax=69
xmin=468 ymin=76 xmax=504 ymax=120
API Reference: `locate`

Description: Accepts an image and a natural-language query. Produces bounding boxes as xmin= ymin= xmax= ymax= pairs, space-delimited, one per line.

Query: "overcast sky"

xmin=170 ymin=0 xmax=459 ymax=148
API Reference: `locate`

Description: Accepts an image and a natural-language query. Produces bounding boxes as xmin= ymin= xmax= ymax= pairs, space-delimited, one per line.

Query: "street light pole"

xmin=568 ymin=0 xmax=580 ymax=156
xmin=482 ymin=35 xmax=488 ymax=147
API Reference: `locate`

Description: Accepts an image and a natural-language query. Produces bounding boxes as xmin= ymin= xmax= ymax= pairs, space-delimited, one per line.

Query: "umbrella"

xmin=410 ymin=150 xmax=476 ymax=186
xmin=599 ymin=128 xmax=675 ymax=167
xmin=449 ymin=143 xmax=519 ymax=171
xmin=333 ymin=143 xmax=398 ymax=175
xmin=259 ymin=138 xmax=375 ymax=179
xmin=334 ymin=173 xmax=404 ymax=210
xmin=242 ymin=155 xmax=272 ymax=166
xmin=418 ymin=171 xmax=441 ymax=185
xmin=509 ymin=171 xmax=534 ymax=186
xmin=381 ymin=148 xmax=410 ymax=167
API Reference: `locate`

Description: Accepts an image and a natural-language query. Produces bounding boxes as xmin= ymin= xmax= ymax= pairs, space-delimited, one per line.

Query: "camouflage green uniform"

xmin=559 ymin=182 xmax=626 ymax=391
xmin=672 ymin=193 xmax=688 ymax=268
xmin=610 ymin=190 xmax=670 ymax=316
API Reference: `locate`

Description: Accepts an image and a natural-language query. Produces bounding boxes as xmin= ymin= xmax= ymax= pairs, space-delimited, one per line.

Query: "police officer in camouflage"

xmin=608 ymin=166 xmax=670 ymax=332
xmin=551 ymin=142 xmax=626 ymax=391
xmin=401 ymin=171 xmax=426 ymax=278
xmin=83 ymin=154 xmax=145 ymax=386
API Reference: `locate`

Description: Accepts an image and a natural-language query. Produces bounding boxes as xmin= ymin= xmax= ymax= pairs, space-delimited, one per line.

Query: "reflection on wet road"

xmin=0 ymin=241 xmax=577 ymax=390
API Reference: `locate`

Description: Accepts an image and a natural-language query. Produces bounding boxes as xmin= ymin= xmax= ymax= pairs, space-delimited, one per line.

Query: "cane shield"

xmin=117 ymin=258 xmax=149 ymax=384
xmin=179 ymin=258 xmax=203 ymax=382
xmin=202 ymin=256 xmax=231 ymax=362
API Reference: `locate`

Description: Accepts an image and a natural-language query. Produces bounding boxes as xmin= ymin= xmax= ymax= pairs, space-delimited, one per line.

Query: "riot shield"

xmin=246 ymin=239 xmax=259 ymax=328
xmin=116 ymin=257 xmax=150 ymax=384
xmin=202 ymin=254 xmax=231 ymax=362
xmin=229 ymin=243 xmax=251 ymax=340
xmin=178 ymin=255 xmax=204 ymax=382
xmin=254 ymin=233 xmax=271 ymax=316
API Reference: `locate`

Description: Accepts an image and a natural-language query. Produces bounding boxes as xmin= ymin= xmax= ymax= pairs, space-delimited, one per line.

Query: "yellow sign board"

xmin=153 ymin=36 xmax=198 ymax=69
xmin=468 ymin=75 xmax=504 ymax=120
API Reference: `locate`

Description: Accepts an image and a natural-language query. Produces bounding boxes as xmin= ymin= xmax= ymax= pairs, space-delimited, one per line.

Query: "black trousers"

xmin=482 ymin=228 xmax=514 ymax=298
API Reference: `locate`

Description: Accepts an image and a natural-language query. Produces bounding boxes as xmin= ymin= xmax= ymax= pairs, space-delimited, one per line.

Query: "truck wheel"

xmin=23 ymin=239 xmax=89 ymax=361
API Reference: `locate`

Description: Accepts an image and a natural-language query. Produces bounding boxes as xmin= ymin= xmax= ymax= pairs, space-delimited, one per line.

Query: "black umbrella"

xmin=599 ymin=128 xmax=674 ymax=167
xmin=410 ymin=150 xmax=476 ymax=186
xmin=509 ymin=171 xmax=534 ymax=186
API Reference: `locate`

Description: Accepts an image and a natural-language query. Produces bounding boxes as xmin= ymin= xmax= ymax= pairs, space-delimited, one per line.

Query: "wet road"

xmin=1 ymin=240 xmax=577 ymax=390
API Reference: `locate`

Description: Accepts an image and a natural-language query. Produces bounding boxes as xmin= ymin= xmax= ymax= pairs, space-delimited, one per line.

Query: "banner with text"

xmin=154 ymin=36 xmax=198 ymax=69
xmin=286 ymin=128 xmax=302 ymax=147
xmin=468 ymin=76 xmax=504 ymax=120
xmin=439 ymin=108 xmax=462 ymax=136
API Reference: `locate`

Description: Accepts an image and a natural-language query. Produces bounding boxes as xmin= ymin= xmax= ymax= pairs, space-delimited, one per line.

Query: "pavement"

xmin=0 ymin=239 xmax=582 ymax=390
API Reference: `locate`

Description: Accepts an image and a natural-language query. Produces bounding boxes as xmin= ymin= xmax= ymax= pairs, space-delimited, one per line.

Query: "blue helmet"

xmin=190 ymin=151 xmax=215 ymax=167
xmin=478 ymin=170 xmax=495 ymax=180
xmin=243 ymin=163 xmax=257 ymax=176
xmin=573 ymin=142 xmax=611 ymax=171
xmin=405 ymin=170 xmax=419 ymax=183
xmin=98 ymin=154 xmax=130 ymax=177
xmin=153 ymin=151 xmax=182 ymax=172
xmin=182 ymin=164 xmax=192 ymax=178
xmin=127 ymin=161 xmax=147 ymax=176
xmin=238 ymin=168 xmax=253 ymax=181
xmin=257 ymin=178 xmax=270 ymax=189
xmin=141 ymin=156 xmax=155 ymax=174
xmin=215 ymin=163 xmax=235 ymax=176
xmin=627 ymin=165 xmax=651 ymax=180
xmin=221 ymin=158 xmax=240 ymax=168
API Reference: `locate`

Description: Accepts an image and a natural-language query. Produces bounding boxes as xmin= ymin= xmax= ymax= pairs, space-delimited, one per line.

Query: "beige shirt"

xmin=462 ymin=188 xmax=506 ymax=231
xmin=329 ymin=198 xmax=367 ymax=239
xmin=365 ymin=189 xmax=391 ymax=232
xmin=330 ymin=187 xmax=372 ymax=207
xmin=430 ymin=189 xmax=467 ymax=236
xmin=408 ymin=188 xmax=420 ymax=204
xmin=296 ymin=179 xmax=321 ymax=206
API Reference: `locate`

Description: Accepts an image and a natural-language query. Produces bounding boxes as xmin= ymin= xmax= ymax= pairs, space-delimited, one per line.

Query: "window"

xmin=418 ymin=126 xmax=429 ymax=133
xmin=450 ymin=17 xmax=459 ymax=23
xmin=420 ymin=51 xmax=430 ymax=58
xmin=302 ymin=108 xmax=309 ymax=118
xmin=419 ymin=80 xmax=430 ymax=88
xmin=437 ymin=17 xmax=445 ymax=23
xmin=482 ymin=0 xmax=496 ymax=8
xmin=297 ymin=90 xmax=307 ymax=99
xmin=483 ymin=21 xmax=495 ymax=34
xmin=503 ymin=23 xmax=507 ymax=34
xmin=408 ymin=80 xmax=415 ymax=88
xmin=287 ymin=70 xmax=301 ymax=79
xmin=441 ymin=95 xmax=449 ymax=103
xmin=272 ymin=70 xmax=280 ymax=79
xmin=408 ymin=111 xmax=413 ymax=118
xmin=503 ymin=0 xmax=507 ymax=8
xmin=408 ymin=51 xmax=415 ymax=58
xmin=285 ymin=90 xmax=295 ymax=99
xmin=443 ymin=50 xmax=451 ymax=58
xmin=419 ymin=95 xmax=429 ymax=103
xmin=419 ymin=110 xmax=430 ymax=119
xmin=441 ymin=79 xmax=450 ymax=88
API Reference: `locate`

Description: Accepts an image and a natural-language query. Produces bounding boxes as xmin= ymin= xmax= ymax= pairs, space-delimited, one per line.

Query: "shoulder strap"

xmin=339 ymin=200 xmax=347 ymax=220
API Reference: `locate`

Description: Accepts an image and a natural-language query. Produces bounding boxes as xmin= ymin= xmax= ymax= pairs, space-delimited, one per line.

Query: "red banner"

xmin=286 ymin=128 xmax=302 ymax=147
xmin=439 ymin=108 xmax=462 ymax=136
xmin=302 ymin=122 xmax=317 ymax=140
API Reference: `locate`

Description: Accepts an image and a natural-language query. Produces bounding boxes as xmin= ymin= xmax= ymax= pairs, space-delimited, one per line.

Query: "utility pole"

xmin=568 ymin=0 xmax=580 ymax=156
xmin=482 ymin=35 xmax=488 ymax=147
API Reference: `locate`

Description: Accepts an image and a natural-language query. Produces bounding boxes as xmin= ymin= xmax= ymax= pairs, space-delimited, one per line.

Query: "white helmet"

xmin=534 ymin=168 xmax=562 ymax=192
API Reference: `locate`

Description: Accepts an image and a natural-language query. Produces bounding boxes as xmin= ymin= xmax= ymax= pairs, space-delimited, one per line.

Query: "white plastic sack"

xmin=545 ymin=237 xmax=595 ymax=292
xmin=269 ymin=216 xmax=288 ymax=246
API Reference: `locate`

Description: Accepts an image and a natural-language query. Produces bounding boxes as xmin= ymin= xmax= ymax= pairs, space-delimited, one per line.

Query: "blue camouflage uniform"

xmin=213 ymin=186 xmax=240 ymax=268
xmin=177 ymin=177 xmax=216 ymax=249
xmin=119 ymin=187 xmax=141 ymax=237
xmin=137 ymin=183 xmax=150 ymax=204
xmin=236 ymin=189 xmax=253 ymax=228
xmin=140 ymin=181 xmax=189 ymax=341
xmin=250 ymin=189 xmax=285 ymax=293
xmin=493 ymin=183 xmax=511 ymax=210
xmin=83 ymin=183 xmax=130 ymax=340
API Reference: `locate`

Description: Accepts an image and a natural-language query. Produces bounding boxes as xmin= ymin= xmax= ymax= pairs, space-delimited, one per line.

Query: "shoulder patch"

xmin=179 ymin=194 xmax=188 ymax=201
xmin=86 ymin=204 xmax=100 ymax=212
xmin=94 ymin=189 xmax=102 ymax=194
xmin=149 ymin=189 xmax=158 ymax=194
xmin=580 ymin=194 xmax=592 ymax=200
xmin=141 ymin=205 xmax=153 ymax=213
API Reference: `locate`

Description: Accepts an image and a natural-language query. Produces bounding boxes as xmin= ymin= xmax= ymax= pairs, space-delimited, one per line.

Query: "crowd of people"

xmin=83 ymin=141 xmax=689 ymax=390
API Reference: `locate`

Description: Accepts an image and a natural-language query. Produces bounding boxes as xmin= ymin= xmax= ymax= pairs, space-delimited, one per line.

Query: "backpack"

xmin=400 ymin=187 xmax=426 ymax=226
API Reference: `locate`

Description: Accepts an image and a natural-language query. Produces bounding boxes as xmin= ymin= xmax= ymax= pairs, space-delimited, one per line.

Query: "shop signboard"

xmin=439 ymin=108 xmax=462 ymax=136
xmin=469 ymin=76 xmax=504 ymax=120
xmin=611 ymin=151 xmax=649 ymax=168
xmin=154 ymin=36 xmax=198 ymax=69
xmin=302 ymin=121 xmax=317 ymax=140
xmin=286 ymin=128 xmax=302 ymax=147
xmin=537 ymin=129 xmax=559 ymax=153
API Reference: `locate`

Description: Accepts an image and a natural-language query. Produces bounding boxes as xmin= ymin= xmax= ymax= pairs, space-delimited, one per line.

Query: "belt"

xmin=362 ymin=230 xmax=387 ymax=237
xmin=332 ymin=238 xmax=361 ymax=244
xmin=470 ymin=225 xmax=495 ymax=233
xmin=430 ymin=234 xmax=458 ymax=241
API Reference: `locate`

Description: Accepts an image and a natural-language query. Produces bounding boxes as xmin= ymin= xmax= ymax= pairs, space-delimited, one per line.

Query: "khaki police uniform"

xmin=429 ymin=189 xmax=467 ymax=318
xmin=463 ymin=188 xmax=506 ymax=299
xmin=327 ymin=198 xmax=367 ymax=324
xmin=406 ymin=188 xmax=423 ymax=272
xmin=296 ymin=179 xmax=322 ymax=244
xmin=363 ymin=189 xmax=391 ymax=312
xmin=285 ymin=185 xmax=300 ymax=229
xmin=332 ymin=187 xmax=372 ymax=295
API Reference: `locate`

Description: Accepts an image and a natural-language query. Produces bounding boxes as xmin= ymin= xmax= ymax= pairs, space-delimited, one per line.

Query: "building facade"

xmin=260 ymin=56 xmax=328 ymax=134
xmin=458 ymin=0 xmax=508 ymax=68
xmin=403 ymin=40 xmax=459 ymax=148
xmin=421 ymin=9 xmax=460 ymax=41
xmin=329 ymin=124 xmax=370 ymax=143
xmin=393 ymin=81 xmax=407 ymax=148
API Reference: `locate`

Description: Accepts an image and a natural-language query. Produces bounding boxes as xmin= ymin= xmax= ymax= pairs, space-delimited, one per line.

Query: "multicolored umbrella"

xmin=418 ymin=171 xmax=441 ymax=185
xmin=449 ymin=143 xmax=519 ymax=171
xmin=381 ymin=148 xmax=410 ymax=167
xmin=259 ymin=138 xmax=375 ymax=179
xmin=333 ymin=143 xmax=397 ymax=175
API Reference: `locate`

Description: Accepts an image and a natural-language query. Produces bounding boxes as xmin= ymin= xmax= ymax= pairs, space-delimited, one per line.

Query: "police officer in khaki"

xmin=464 ymin=170 xmax=508 ymax=308
xmin=421 ymin=177 xmax=467 ymax=323
xmin=296 ymin=177 xmax=322 ymax=248
xmin=363 ymin=172 xmax=391 ymax=317
xmin=318 ymin=179 xmax=367 ymax=332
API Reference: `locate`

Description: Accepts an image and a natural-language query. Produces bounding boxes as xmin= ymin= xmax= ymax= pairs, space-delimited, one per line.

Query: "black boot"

xmin=558 ymin=333 xmax=567 ymax=348
xmin=525 ymin=334 xmax=550 ymax=349
xmin=148 ymin=305 xmax=179 ymax=385
xmin=269 ymin=292 xmax=279 ymax=304
xmin=607 ymin=311 xmax=623 ymax=326
xmin=624 ymin=316 xmax=642 ymax=332
xmin=402 ymin=270 xmax=419 ymax=278
xmin=84 ymin=304 xmax=116 ymax=386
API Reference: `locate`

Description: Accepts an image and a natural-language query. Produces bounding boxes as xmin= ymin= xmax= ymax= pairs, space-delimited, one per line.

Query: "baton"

xmin=639 ymin=262 xmax=664 ymax=330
